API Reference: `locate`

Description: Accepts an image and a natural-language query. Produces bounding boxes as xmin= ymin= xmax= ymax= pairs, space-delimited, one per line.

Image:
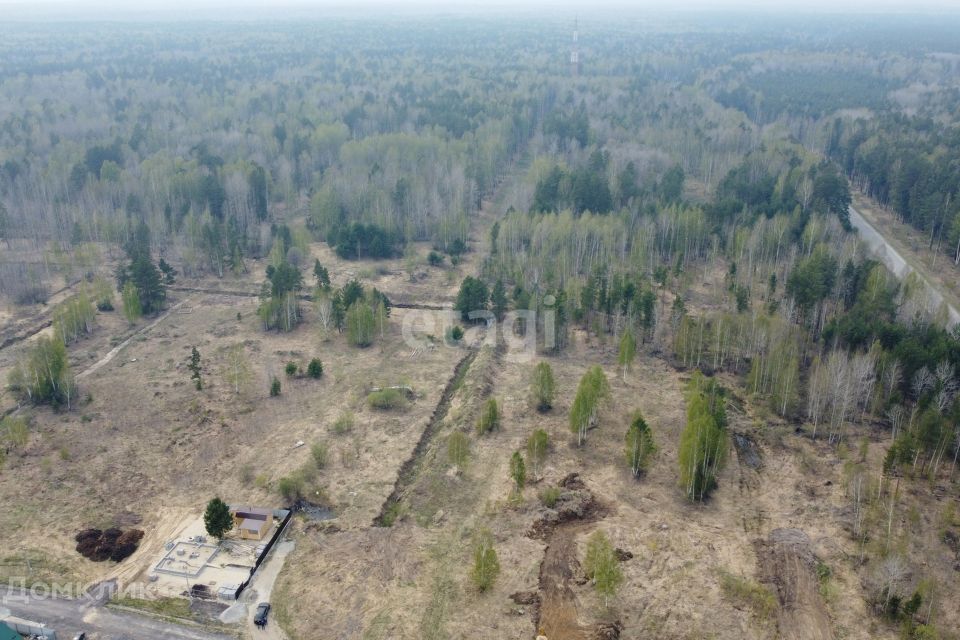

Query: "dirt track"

xmin=538 ymin=524 xmax=594 ymax=640
xmin=533 ymin=474 xmax=617 ymax=640
xmin=755 ymin=528 xmax=834 ymax=640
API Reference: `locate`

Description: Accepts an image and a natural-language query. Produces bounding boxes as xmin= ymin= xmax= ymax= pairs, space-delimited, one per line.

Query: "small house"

xmin=230 ymin=505 xmax=273 ymax=541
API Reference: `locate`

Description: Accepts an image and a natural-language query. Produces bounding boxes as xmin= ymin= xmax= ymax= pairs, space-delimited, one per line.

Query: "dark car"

xmin=254 ymin=602 xmax=271 ymax=626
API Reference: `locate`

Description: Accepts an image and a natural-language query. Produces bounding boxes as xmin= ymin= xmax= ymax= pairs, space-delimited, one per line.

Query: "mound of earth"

xmin=75 ymin=527 xmax=145 ymax=562
xmin=529 ymin=473 xmax=606 ymax=539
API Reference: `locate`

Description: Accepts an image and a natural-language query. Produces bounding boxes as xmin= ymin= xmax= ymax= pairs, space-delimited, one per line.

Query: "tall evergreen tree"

xmin=203 ymin=497 xmax=234 ymax=541
xmin=455 ymin=276 xmax=489 ymax=322
xmin=188 ymin=347 xmax=203 ymax=390
xmin=510 ymin=450 xmax=526 ymax=494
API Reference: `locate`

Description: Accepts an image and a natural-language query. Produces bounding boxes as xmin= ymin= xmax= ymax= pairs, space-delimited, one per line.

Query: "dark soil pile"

xmin=75 ymin=527 xmax=145 ymax=562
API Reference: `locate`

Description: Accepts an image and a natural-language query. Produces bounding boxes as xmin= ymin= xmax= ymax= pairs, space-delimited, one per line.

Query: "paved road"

xmin=1 ymin=586 xmax=234 ymax=640
xmin=849 ymin=205 xmax=960 ymax=327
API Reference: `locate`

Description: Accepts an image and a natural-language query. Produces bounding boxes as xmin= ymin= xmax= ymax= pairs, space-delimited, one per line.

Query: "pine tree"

xmin=203 ymin=497 xmax=234 ymax=541
xmin=188 ymin=347 xmax=203 ymax=390
xmin=625 ymin=410 xmax=656 ymax=477
xmin=455 ymin=276 xmax=489 ymax=322
xmin=128 ymin=254 xmax=166 ymax=315
xmin=158 ymin=258 xmax=177 ymax=285
xmin=510 ymin=450 xmax=526 ymax=494
xmin=313 ymin=259 xmax=330 ymax=289
xmin=332 ymin=291 xmax=346 ymax=333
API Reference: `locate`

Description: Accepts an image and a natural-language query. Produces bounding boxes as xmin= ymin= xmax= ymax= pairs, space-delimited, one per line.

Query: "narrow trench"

xmin=372 ymin=348 xmax=478 ymax=526
xmin=166 ymin=285 xmax=449 ymax=310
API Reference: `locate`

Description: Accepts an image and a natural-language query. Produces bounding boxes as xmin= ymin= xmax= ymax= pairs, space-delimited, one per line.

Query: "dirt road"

xmin=76 ymin=296 xmax=192 ymax=380
xmin=244 ymin=540 xmax=294 ymax=640
xmin=219 ymin=540 xmax=294 ymax=640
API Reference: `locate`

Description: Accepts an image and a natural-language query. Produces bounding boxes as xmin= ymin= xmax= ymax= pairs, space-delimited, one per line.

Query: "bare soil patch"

xmin=754 ymin=528 xmax=833 ymax=640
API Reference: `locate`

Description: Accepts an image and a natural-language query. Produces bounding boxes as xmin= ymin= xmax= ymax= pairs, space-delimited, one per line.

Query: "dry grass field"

xmin=1 ymin=232 xmax=958 ymax=640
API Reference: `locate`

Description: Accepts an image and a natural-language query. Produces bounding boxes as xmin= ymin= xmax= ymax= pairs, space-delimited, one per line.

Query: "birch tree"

xmin=569 ymin=366 xmax=610 ymax=446
xmin=625 ymin=410 xmax=656 ymax=477
xmin=223 ymin=343 xmax=252 ymax=395
xmin=678 ymin=372 xmax=728 ymax=501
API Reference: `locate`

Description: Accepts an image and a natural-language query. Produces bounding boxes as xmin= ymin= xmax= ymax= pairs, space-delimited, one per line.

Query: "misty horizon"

xmin=1 ymin=0 xmax=960 ymax=20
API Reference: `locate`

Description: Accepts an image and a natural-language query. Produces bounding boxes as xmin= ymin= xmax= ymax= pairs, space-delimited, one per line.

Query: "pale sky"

xmin=1 ymin=0 xmax=958 ymax=12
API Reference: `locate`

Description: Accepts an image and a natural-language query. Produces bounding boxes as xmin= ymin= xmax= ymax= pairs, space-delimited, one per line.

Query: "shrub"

xmin=7 ymin=337 xmax=74 ymax=408
xmin=719 ymin=570 xmax=776 ymax=619
xmin=307 ymin=358 xmax=323 ymax=379
xmin=270 ymin=377 xmax=281 ymax=396
xmin=367 ymin=388 xmax=407 ymax=411
xmin=285 ymin=361 xmax=298 ymax=377
xmin=311 ymin=442 xmax=329 ymax=469
xmin=277 ymin=475 xmax=305 ymax=502
xmin=539 ymin=486 xmax=561 ymax=508
xmin=428 ymin=250 xmax=444 ymax=267
xmin=379 ymin=500 xmax=404 ymax=527
xmin=2 ymin=416 xmax=29 ymax=448
xmin=447 ymin=431 xmax=470 ymax=468
xmin=332 ymin=411 xmax=354 ymax=435
xmin=445 ymin=325 xmax=464 ymax=344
